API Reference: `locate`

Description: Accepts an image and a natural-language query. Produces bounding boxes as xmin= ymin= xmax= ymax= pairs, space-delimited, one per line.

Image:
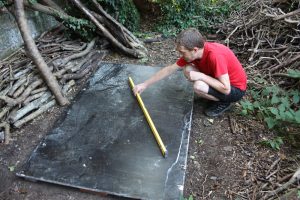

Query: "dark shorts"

xmin=208 ymin=86 xmax=246 ymax=102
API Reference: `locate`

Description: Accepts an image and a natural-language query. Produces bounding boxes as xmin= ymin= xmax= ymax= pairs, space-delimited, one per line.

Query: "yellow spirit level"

xmin=128 ymin=77 xmax=168 ymax=158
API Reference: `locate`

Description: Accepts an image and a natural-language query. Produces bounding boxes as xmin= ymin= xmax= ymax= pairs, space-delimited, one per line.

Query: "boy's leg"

xmin=183 ymin=66 xmax=245 ymax=117
xmin=183 ymin=66 xmax=219 ymax=101
xmin=193 ymin=81 xmax=219 ymax=101
xmin=204 ymin=86 xmax=245 ymax=117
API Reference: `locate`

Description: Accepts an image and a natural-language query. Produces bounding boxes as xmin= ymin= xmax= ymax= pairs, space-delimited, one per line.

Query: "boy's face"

xmin=176 ymin=45 xmax=200 ymax=62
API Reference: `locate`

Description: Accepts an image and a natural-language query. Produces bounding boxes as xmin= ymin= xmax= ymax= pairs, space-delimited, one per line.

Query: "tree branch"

xmin=14 ymin=0 xmax=69 ymax=106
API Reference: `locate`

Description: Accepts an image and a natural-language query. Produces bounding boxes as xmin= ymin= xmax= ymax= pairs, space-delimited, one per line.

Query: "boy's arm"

xmin=188 ymin=71 xmax=231 ymax=94
xmin=133 ymin=63 xmax=180 ymax=95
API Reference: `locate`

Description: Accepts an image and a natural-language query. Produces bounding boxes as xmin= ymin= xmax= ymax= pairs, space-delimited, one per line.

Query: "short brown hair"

xmin=175 ymin=28 xmax=205 ymax=50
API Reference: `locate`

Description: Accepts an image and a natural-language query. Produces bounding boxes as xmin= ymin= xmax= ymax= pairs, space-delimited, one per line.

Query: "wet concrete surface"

xmin=17 ymin=63 xmax=194 ymax=200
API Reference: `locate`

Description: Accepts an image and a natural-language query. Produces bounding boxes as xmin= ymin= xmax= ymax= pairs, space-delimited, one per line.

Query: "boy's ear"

xmin=193 ymin=47 xmax=199 ymax=52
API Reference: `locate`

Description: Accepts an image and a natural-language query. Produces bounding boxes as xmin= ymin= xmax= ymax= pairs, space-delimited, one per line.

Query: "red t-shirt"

xmin=176 ymin=42 xmax=247 ymax=91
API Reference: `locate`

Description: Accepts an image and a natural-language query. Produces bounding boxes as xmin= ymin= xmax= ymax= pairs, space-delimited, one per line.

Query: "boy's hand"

xmin=133 ymin=83 xmax=147 ymax=96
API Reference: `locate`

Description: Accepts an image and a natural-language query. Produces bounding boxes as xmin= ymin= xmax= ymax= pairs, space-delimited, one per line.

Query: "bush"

xmin=154 ymin=0 xmax=240 ymax=35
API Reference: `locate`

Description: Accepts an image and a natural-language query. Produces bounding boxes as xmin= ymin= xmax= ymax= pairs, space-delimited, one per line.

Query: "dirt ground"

xmin=1 ymin=34 xmax=299 ymax=200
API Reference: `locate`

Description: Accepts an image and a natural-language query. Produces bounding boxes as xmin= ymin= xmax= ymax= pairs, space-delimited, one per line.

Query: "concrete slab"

xmin=17 ymin=63 xmax=194 ymax=200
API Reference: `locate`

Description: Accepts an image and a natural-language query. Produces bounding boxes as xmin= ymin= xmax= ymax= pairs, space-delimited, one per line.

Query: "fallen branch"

xmin=270 ymin=54 xmax=300 ymax=73
xmin=273 ymin=8 xmax=300 ymax=21
xmin=263 ymin=168 xmax=300 ymax=199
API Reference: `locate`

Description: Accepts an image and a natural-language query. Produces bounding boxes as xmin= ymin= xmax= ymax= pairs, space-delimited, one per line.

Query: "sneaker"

xmin=204 ymin=102 xmax=232 ymax=117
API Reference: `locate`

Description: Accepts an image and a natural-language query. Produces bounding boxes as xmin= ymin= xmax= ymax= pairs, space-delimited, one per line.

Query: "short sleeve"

xmin=209 ymin=53 xmax=228 ymax=78
xmin=176 ymin=57 xmax=188 ymax=67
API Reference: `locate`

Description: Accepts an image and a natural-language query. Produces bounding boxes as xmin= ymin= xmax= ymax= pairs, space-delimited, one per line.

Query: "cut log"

xmin=14 ymin=100 xmax=56 ymax=128
xmin=9 ymin=92 xmax=52 ymax=123
xmin=0 ymin=79 xmax=42 ymax=106
xmin=53 ymin=38 xmax=96 ymax=67
xmin=8 ymin=77 xmax=26 ymax=96
xmin=23 ymin=91 xmax=46 ymax=105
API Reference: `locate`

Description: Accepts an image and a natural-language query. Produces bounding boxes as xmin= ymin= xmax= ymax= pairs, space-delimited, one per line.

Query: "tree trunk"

xmin=69 ymin=0 xmax=146 ymax=58
xmin=14 ymin=0 xmax=69 ymax=106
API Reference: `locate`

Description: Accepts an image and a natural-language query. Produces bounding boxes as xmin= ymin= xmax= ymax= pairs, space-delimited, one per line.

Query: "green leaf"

xmin=189 ymin=195 xmax=193 ymax=200
xmin=253 ymin=101 xmax=261 ymax=108
xmin=287 ymin=69 xmax=300 ymax=78
xmin=262 ymin=87 xmax=272 ymax=96
xmin=278 ymin=103 xmax=286 ymax=113
xmin=276 ymin=137 xmax=283 ymax=144
xmin=269 ymin=107 xmax=278 ymax=116
xmin=280 ymin=97 xmax=290 ymax=108
xmin=241 ymin=100 xmax=253 ymax=111
xmin=265 ymin=117 xmax=277 ymax=129
xmin=295 ymin=110 xmax=300 ymax=123
xmin=293 ymin=93 xmax=300 ymax=104
xmin=284 ymin=110 xmax=294 ymax=121
xmin=270 ymin=141 xmax=276 ymax=149
xmin=271 ymin=95 xmax=280 ymax=104
xmin=241 ymin=110 xmax=247 ymax=115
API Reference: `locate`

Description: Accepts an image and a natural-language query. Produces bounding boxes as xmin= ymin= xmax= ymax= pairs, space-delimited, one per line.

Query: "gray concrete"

xmin=0 ymin=10 xmax=58 ymax=59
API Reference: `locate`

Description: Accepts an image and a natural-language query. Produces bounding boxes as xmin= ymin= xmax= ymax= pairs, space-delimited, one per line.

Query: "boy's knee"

xmin=183 ymin=65 xmax=198 ymax=78
xmin=184 ymin=65 xmax=196 ymax=73
xmin=193 ymin=81 xmax=209 ymax=93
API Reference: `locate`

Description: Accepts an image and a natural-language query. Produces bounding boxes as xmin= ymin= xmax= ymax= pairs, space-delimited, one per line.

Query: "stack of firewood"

xmin=0 ymin=27 xmax=108 ymax=144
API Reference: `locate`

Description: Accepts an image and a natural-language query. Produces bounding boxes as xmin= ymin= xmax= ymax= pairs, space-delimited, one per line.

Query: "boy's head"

xmin=175 ymin=28 xmax=205 ymax=51
xmin=176 ymin=28 xmax=206 ymax=62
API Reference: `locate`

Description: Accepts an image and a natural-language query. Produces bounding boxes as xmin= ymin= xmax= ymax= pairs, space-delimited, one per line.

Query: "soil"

xmin=1 ymin=31 xmax=299 ymax=200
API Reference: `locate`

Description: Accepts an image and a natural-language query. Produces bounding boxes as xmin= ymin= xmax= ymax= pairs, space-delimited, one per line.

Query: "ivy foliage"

xmin=62 ymin=16 xmax=96 ymax=40
xmin=241 ymin=75 xmax=300 ymax=130
xmin=97 ymin=0 xmax=140 ymax=32
xmin=154 ymin=0 xmax=240 ymax=36
xmin=0 ymin=0 xmax=9 ymax=8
